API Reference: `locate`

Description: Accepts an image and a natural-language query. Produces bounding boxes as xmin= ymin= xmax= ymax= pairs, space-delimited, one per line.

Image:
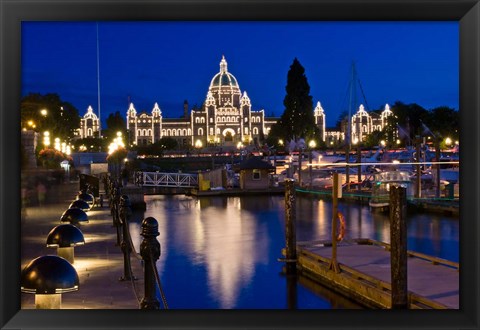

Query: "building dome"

xmin=209 ymin=56 xmax=240 ymax=92
xmin=83 ymin=106 xmax=98 ymax=120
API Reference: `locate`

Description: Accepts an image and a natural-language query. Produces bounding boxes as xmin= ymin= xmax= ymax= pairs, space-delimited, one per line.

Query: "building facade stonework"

xmin=125 ymin=56 xmax=285 ymax=148
xmin=77 ymin=56 xmax=395 ymax=146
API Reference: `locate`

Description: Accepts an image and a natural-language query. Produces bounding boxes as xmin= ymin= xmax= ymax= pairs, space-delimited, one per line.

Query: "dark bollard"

xmin=119 ymin=195 xmax=135 ymax=281
xmin=140 ymin=217 xmax=161 ymax=309
xmin=389 ymin=185 xmax=408 ymax=309
xmin=284 ymin=179 xmax=297 ymax=275
xmin=111 ymin=187 xmax=122 ymax=246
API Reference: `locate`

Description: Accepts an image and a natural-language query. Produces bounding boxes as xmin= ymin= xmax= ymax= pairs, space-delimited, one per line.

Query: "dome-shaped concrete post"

xmin=77 ymin=192 xmax=94 ymax=207
xmin=46 ymin=224 xmax=85 ymax=264
xmin=21 ymin=255 xmax=79 ymax=309
xmin=60 ymin=208 xmax=88 ymax=225
xmin=140 ymin=217 xmax=160 ymax=309
xmin=69 ymin=199 xmax=90 ymax=212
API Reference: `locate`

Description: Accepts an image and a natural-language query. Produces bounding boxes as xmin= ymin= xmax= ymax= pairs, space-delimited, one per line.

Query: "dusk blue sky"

xmin=21 ymin=21 xmax=458 ymax=127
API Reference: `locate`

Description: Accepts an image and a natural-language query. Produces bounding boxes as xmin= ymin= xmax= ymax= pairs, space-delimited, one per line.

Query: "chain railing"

xmin=105 ymin=175 xmax=168 ymax=309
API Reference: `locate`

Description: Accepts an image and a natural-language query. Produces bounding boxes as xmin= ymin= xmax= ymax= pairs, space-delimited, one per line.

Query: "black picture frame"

xmin=1 ymin=0 xmax=479 ymax=329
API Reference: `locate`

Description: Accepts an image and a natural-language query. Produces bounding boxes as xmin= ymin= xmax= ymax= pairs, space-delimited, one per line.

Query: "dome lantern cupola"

xmin=220 ymin=55 xmax=228 ymax=74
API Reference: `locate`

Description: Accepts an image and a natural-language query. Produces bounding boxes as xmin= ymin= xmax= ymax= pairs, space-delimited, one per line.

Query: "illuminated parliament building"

xmin=78 ymin=56 xmax=394 ymax=147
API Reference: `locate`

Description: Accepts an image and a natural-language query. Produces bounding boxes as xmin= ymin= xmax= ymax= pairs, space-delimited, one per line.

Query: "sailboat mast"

xmin=347 ymin=61 xmax=355 ymax=149
xmin=96 ymin=22 xmax=102 ymax=138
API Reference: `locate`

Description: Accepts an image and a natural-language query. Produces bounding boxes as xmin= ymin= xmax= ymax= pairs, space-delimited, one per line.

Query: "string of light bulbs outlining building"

xmin=77 ymin=56 xmax=396 ymax=147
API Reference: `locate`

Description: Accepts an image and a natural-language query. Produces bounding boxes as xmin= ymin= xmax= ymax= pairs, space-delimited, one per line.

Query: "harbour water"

xmin=128 ymin=194 xmax=459 ymax=309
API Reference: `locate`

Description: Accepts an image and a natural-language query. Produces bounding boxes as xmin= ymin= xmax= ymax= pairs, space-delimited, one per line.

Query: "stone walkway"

xmin=21 ymin=182 xmax=147 ymax=309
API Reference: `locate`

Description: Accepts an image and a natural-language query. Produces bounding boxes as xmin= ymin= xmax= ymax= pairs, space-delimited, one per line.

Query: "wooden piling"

xmin=284 ymin=179 xmax=297 ymax=274
xmin=415 ymin=137 xmax=422 ymax=198
xmin=345 ymin=145 xmax=350 ymax=191
xmin=435 ymin=140 xmax=441 ymax=198
xmin=389 ymin=185 xmax=408 ymax=309
xmin=329 ymin=173 xmax=340 ymax=273
xmin=298 ymin=150 xmax=303 ymax=187
xmin=357 ymin=145 xmax=362 ymax=192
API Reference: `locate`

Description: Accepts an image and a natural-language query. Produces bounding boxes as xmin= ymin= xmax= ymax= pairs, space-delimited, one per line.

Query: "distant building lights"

xmin=43 ymin=131 xmax=51 ymax=147
xmin=54 ymin=138 xmax=61 ymax=151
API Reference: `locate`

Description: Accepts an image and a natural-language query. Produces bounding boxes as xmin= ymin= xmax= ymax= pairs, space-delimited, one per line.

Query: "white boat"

xmin=369 ymin=170 xmax=413 ymax=212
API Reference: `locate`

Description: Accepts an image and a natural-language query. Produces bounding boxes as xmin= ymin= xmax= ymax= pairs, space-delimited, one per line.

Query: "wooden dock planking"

xmin=293 ymin=239 xmax=459 ymax=309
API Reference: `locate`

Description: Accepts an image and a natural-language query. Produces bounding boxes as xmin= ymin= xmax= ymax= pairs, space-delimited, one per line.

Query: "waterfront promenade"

xmin=21 ymin=182 xmax=144 ymax=309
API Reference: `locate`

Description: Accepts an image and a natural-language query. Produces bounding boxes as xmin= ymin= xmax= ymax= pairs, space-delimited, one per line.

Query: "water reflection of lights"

xmin=200 ymin=205 xmax=266 ymax=308
xmin=317 ymin=200 xmax=327 ymax=233
xmin=147 ymin=195 xmax=269 ymax=309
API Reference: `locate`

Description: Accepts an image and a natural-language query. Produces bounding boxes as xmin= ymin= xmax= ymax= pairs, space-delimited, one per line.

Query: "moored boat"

xmin=369 ymin=170 xmax=413 ymax=212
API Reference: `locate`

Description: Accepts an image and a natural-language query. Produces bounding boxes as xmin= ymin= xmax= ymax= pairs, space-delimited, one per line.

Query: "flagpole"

xmin=96 ymin=22 xmax=102 ymax=139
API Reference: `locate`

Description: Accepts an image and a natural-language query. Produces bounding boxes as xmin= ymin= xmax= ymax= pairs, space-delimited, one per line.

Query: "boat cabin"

xmin=369 ymin=170 xmax=413 ymax=211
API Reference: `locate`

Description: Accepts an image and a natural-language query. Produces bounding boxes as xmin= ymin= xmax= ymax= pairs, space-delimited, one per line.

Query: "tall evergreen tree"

xmin=103 ymin=111 xmax=127 ymax=140
xmin=268 ymin=58 xmax=320 ymax=146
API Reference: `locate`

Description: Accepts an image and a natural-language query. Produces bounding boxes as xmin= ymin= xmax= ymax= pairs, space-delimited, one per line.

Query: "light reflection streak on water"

xmin=132 ymin=194 xmax=458 ymax=309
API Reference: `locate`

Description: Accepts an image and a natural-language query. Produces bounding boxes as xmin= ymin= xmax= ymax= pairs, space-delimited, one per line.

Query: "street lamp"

xmin=40 ymin=109 xmax=48 ymax=117
xmin=445 ymin=137 xmax=452 ymax=147
xmin=27 ymin=120 xmax=36 ymax=130
xmin=195 ymin=139 xmax=203 ymax=156
xmin=43 ymin=131 xmax=51 ymax=148
xmin=54 ymin=138 xmax=61 ymax=151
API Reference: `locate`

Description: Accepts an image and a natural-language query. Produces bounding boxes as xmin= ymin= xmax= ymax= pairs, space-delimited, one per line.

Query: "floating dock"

xmin=295 ymin=187 xmax=459 ymax=215
xmin=189 ymin=186 xmax=285 ymax=197
xmin=284 ymin=238 xmax=459 ymax=309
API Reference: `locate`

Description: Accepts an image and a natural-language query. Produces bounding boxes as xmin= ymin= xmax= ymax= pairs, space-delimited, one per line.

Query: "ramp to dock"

xmin=294 ymin=239 xmax=459 ymax=309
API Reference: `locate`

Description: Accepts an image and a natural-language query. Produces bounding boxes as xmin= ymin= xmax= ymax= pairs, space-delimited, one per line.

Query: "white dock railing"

xmin=140 ymin=172 xmax=199 ymax=188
